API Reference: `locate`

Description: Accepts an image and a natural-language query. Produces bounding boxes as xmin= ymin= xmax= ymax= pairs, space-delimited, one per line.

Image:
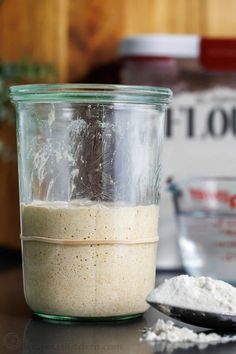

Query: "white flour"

xmin=142 ymin=319 xmax=235 ymax=343
xmin=147 ymin=275 xmax=236 ymax=315
xmin=141 ymin=319 xmax=236 ymax=349
xmin=142 ymin=275 xmax=236 ymax=347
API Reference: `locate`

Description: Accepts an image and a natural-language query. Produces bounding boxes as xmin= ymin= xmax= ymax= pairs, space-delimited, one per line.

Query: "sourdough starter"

xmin=21 ymin=201 xmax=158 ymax=318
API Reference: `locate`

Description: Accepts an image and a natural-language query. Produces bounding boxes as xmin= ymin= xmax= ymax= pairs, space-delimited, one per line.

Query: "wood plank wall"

xmin=68 ymin=0 xmax=236 ymax=81
xmin=1 ymin=0 xmax=236 ymax=81
xmin=0 ymin=0 xmax=68 ymax=81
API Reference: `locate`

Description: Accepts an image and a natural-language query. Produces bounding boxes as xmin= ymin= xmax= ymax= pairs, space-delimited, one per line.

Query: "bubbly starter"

xmin=21 ymin=201 xmax=158 ymax=318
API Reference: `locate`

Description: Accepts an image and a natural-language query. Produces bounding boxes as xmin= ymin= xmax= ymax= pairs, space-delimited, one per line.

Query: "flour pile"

xmin=141 ymin=319 xmax=236 ymax=344
xmin=147 ymin=275 xmax=236 ymax=315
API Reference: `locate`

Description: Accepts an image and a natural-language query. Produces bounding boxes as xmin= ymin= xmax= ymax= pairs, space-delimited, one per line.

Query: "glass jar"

xmin=10 ymin=84 xmax=172 ymax=320
xmin=119 ymin=34 xmax=200 ymax=89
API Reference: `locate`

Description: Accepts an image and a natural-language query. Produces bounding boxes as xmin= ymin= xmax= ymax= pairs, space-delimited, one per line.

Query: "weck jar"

xmin=10 ymin=84 xmax=172 ymax=320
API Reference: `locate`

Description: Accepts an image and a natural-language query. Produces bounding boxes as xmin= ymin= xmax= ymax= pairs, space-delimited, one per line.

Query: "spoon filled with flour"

xmin=146 ymin=275 xmax=236 ymax=329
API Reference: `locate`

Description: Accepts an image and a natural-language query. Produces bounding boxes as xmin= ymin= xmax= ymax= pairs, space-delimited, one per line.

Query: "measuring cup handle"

xmin=166 ymin=178 xmax=182 ymax=214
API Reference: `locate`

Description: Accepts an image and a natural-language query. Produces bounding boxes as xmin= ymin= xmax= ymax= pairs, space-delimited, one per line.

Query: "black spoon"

xmin=147 ymin=300 xmax=236 ymax=330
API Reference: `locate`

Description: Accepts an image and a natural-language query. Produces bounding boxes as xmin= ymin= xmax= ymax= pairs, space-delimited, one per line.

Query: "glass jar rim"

xmin=9 ymin=83 xmax=172 ymax=105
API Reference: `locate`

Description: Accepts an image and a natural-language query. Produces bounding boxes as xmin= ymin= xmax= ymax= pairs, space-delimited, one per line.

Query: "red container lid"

xmin=200 ymin=38 xmax=236 ymax=71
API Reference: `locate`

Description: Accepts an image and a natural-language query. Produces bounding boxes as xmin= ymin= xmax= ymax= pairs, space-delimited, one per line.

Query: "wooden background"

xmin=1 ymin=0 xmax=236 ymax=82
xmin=1 ymin=0 xmax=236 ymax=248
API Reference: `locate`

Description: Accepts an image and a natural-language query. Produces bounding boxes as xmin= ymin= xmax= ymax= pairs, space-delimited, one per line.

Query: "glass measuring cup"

xmin=168 ymin=177 xmax=236 ymax=283
xmin=10 ymin=84 xmax=172 ymax=320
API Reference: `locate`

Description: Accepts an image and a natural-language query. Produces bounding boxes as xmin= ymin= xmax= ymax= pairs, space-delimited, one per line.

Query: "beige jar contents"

xmin=21 ymin=201 xmax=158 ymax=319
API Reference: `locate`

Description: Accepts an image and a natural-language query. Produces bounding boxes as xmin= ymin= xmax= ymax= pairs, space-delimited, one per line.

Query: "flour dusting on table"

xmin=141 ymin=319 xmax=236 ymax=344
